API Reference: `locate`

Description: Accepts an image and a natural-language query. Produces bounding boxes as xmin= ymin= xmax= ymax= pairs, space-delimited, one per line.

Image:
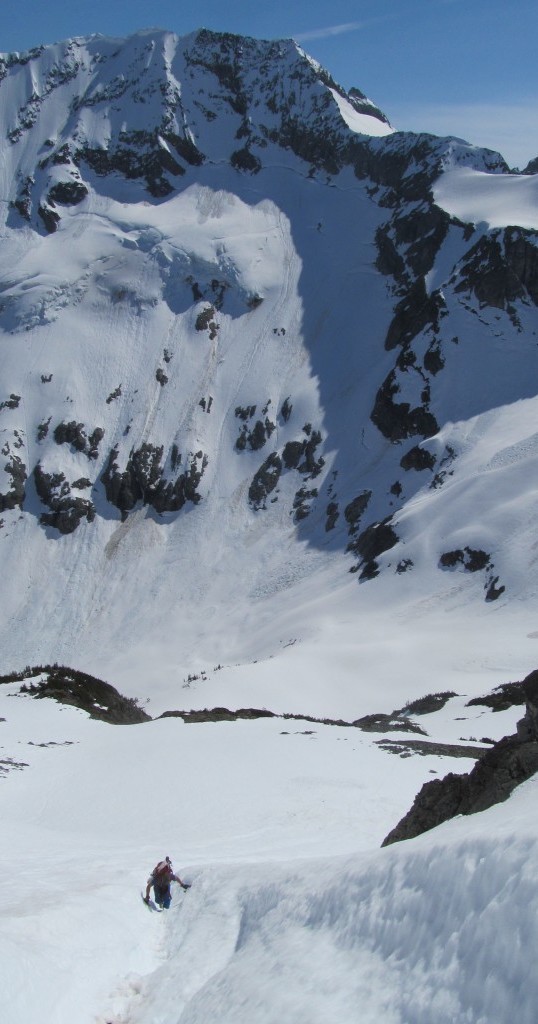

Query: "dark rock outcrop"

xmin=248 ymin=452 xmax=282 ymax=510
xmin=377 ymin=738 xmax=487 ymax=760
xmin=18 ymin=664 xmax=150 ymax=724
xmin=76 ymin=129 xmax=185 ymax=199
xmin=371 ymin=369 xmax=439 ymax=442
xmin=466 ymin=681 xmax=527 ymax=712
xmin=195 ymin=304 xmax=219 ymax=337
xmin=382 ymin=670 xmax=538 ymax=846
xmin=400 ymin=691 xmax=457 ymax=715
xmin=280 ymin=397 xmax=292 ymax=423
xmin=38 ymin=204 xmax=60 ymax=233
xmin=47 ymin=179 xmax=88 ymax=206
xmin=439 ymin=547 xmax=506 ymax=602
xmin=453 ymin=228 xmax=538 ymax=311
xmin=282 ymin=430 xmax=325 ymax=478
xmin=344 ymin=491 xmax=372 ymax=533
xmin=230 ymin=147 xmax=261 ymax=173
xmin=348 ymin=516 xmax=399 ymax=579
xmin=236 ymin=418 xmax=276 ymax=452
xmin=292 ymin=486 xmax=318 ymax=522
xmin=0 ymin=454 xmax=27 ymax=512
xmin=161 ymin=706 xmax=276 ymax=723
xmin=34 ymin=463 xmax=95 ymax=534
xmin=355 ymin=713 xmax=426 ymax=735
xmin=325 ymin=501 xmax=339 ymax=532
xmin=440 ymin=547 xmax=490 ymax=572
xmin=400 ymin=445 xmax=436 ymax=472
xmin=0 ymin=393 xmax=21 ymax=410
xmin=384 ymin=279 xmax=447 ymax=351
xmin=54 ymin=421 xmax=104 ymax=460
xmin=101 ymin=444 xmax=207 ymax=518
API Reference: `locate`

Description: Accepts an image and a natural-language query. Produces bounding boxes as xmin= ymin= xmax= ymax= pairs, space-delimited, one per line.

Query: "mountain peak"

xmin=0 ymin=25 xmax=394 ymax=224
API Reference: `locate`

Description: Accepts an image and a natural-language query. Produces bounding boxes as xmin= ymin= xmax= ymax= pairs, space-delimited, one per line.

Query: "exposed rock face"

xmin=371 ymin=369 xmax=439 ymax=442
xmin=439 ymin=547 xmax=505 ymax=603
xmin=440 ymin=547 xmax=489 ymax=572
xmin=47 ymin=179 xmax=88 ymax=206
xmin=466 ymin=681 xmax=527 ymax=712
xmin=281 ymin=430 xmax=324 ymax=477
xmin=75 ymin=131 xmax=187 ymax=202
xmin=344 ymin=491 xmax=372 ymax=532
xmin=292 ymin=486 xmax=318 ymax=522
xmin=54 ymin=421 xmax=104 ymax=460
xmin=248 ymin=452 xmax=282 ymax=510
xmin=160 ymin=706 xmax=276 ymax=723
xmin=101 ymin=444 xmax=207 ymax=519
xmin=369 ymin=273 xmax=447 ymax=444
xmin=400 ymin=445 xmax=436 ymax=472
xmin=382 ymin=670 xmax=538 ymax=846
xmin=377 ymin=738 xmax=486 ymax=760
xmin=348 ymin=517 xmax=399 ymax=579
xmin=517 ymin=671 xmax=538 ymax=740
xmin=325 ymin=501 xmax=339 ymax=532
xmin=34 ymin=463 xmax=95 ymax=534
xmin=243 ymin=414 xmax=326 ymax=513
xmin=0 ymin=454 xmax=27 ymax=512
xmin=355 ymin=713 xmax=426 ymax=736
xmin=236 ymin=417 xmax=276 ymax=452
xmin=0 ymin=393 xmax=21 ymax=410
xmin=453 ymin=228 xmax=538 ymax=311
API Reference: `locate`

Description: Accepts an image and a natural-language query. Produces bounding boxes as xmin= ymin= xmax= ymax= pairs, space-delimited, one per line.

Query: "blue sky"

xmin=2 ymin=0 xmax=537 ymax=167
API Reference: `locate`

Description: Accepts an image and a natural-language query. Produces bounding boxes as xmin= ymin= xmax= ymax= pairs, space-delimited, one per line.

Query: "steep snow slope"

xmin=0 ymin=678 xmax=534 ymax=1024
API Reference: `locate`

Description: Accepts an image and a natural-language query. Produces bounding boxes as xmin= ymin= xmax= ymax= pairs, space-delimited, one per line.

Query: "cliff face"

xmin=382 ymin=671 xmax=538 ymax=846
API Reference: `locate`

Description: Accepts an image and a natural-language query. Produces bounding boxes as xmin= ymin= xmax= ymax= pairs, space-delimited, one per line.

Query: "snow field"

xmin=434 ymin=166 xmax=538 ymax=231
xmin=1 ymin=677 xmax=527 ymax=1024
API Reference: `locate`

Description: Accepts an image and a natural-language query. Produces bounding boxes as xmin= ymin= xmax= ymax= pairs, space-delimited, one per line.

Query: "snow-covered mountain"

xmin=1 ymin=27 xmax=538 ymax=712
xmin=2 ymin=27 xmax=538 ymax=1024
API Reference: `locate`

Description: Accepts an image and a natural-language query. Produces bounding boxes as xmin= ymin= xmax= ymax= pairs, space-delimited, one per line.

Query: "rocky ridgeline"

xmin=382 ymin=670 xmax=538 ymax=846
xmin=4 ymin=29 xmax=392 ymax=231
xmin=1 ymin=664 xmax=150 ymax=724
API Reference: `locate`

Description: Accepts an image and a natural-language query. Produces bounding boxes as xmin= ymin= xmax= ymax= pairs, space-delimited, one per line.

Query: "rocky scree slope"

xmin=0 ymin=29 xmax=537 ymax=672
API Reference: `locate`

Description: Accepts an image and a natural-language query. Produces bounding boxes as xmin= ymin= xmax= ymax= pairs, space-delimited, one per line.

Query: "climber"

xmin=144 ymin=856 xmax=190 ymax=908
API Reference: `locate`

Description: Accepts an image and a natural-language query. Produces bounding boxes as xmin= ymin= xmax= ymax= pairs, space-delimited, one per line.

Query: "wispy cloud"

xmin=294 ymin=1 xmax=472 ymax=44
xmin=294 ymin=22 xmax=366 ymax=43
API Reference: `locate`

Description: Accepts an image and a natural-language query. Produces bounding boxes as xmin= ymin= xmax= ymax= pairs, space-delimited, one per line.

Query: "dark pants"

xmin=153 ymin=883 xmax=171 ymax=909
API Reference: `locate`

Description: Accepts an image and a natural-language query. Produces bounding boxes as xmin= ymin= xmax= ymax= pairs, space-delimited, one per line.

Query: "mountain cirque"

xmin=0 ymin=28 xmax=537 ymax=701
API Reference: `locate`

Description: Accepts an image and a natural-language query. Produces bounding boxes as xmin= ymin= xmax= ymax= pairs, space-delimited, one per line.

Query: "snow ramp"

xmin=104 ymin=778 xmax=538 ymax=1024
